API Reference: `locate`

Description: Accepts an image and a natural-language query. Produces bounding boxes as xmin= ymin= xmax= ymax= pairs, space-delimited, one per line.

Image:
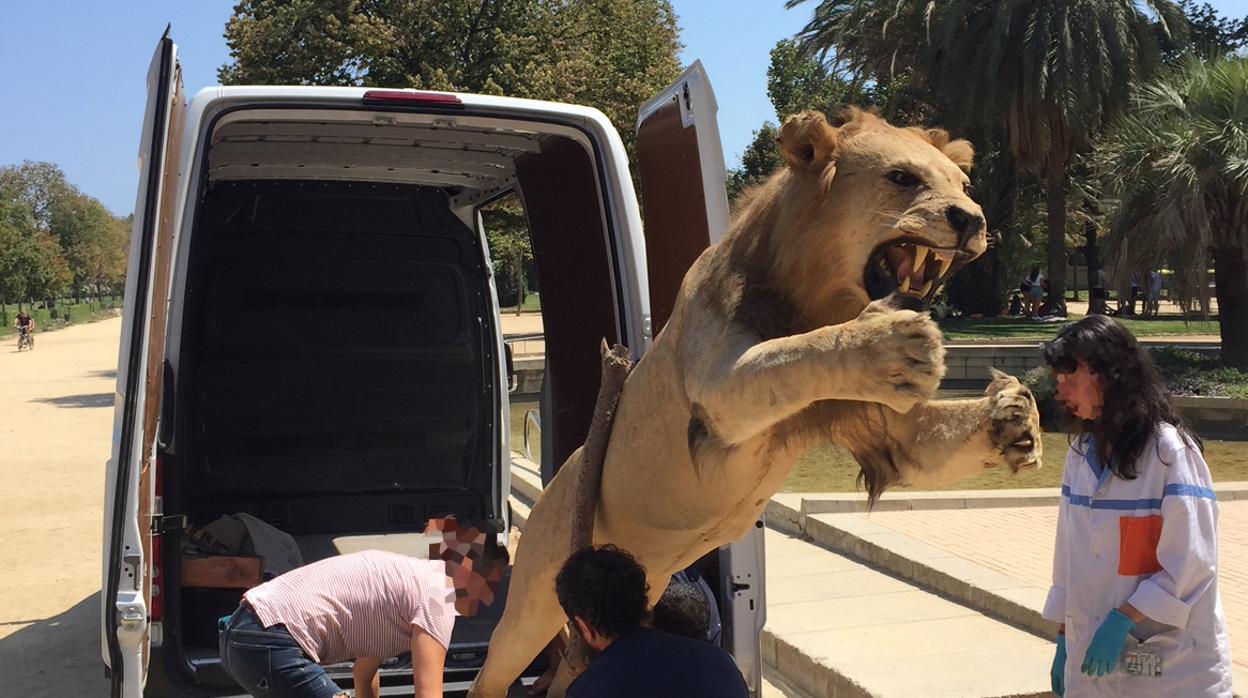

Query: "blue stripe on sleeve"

xmin=1164 ymin=483 xmax=1217 ymax=501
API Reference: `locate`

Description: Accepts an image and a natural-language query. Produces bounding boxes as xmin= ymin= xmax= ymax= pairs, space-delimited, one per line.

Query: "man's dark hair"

xmin=555 ymin=545 xmax=649 ymax=640
xmin=651 ymin=581 xmax=710 ymax=641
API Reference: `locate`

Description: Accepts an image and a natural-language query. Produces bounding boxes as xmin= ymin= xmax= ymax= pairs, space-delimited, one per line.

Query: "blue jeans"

xmin=218 ymin=605 xmax=344 ymax=698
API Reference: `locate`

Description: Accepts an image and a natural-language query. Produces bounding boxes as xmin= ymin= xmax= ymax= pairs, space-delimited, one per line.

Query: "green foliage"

xmin=219 ymin=0 xmax=682 ymax=158
xmin=1152 ymin=348 xmax=1248 ymax=398
xmin=1093 ymin=57 xmax=1248 ymax=364
xmin=1165 ymin=0 xmax=1248 ymax=59
xmin=0 ymin=162 xmax=127 ymax=305
xmin=726 ymin=39 xmax=885 ymax=199
xmin=481 ymin=196 xmax=532 ymax=310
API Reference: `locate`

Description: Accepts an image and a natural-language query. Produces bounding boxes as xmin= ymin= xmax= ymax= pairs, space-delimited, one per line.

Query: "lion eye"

xmin=886 ymin=169 xmax=921 ymax=188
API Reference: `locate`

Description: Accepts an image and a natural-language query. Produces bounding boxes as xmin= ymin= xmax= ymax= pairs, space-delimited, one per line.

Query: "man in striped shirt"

xmin=218 ymin=519 xmax=508 ymax=698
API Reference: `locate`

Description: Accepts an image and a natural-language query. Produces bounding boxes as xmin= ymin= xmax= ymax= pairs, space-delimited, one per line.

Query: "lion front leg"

xmin=683 ymin=297 xmax=946 ymax=447
xmin=885 ymin=368 xmax=1043 ymax=487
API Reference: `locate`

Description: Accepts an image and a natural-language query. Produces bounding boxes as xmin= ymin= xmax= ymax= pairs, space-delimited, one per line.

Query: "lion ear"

xmin=943 ymin=140 xmax=975 ymax=174
xmin=776 ymin=111 xmax=838 ymax=171
xmin=921 ymin=128 xmax=975 ymax=174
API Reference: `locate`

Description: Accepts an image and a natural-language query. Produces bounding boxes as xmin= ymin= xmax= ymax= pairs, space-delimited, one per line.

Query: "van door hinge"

xmin=151 ymin=514 xmax=187 ymax=534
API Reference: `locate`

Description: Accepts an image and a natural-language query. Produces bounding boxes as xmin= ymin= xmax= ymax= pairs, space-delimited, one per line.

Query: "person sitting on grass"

xmin=218 ymin=518 xmax=507 ymax=698
xmin=554 ymin=545 xmax=748 ymax=698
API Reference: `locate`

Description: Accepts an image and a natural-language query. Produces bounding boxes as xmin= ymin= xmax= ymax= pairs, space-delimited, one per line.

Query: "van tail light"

xmin=361 ymin=90 xmax=463 ymax=106
xmin=150 ymin=455 xmax=164 ymax=621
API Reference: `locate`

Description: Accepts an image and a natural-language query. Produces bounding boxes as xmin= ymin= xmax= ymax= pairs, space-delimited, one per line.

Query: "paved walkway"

xmin=854 ymin=502 xmax=1248 ymax=679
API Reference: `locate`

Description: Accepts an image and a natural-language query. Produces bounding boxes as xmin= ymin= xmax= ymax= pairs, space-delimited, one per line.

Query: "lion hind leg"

xmin=466 ymin=566 xmax=567 ymax=698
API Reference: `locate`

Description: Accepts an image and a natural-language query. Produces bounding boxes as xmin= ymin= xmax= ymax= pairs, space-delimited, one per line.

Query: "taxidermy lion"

xmin=468 ymin=108 xmax=1042 ymax=697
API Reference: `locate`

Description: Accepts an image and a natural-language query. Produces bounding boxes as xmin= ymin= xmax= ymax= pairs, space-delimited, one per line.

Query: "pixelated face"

xmin=1055 ymin=360 xmax=1104 ymax=421
xmin=427 ymin=517 xmax=507 ymax=617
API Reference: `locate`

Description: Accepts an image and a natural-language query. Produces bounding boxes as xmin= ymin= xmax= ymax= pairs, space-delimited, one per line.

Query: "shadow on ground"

xmin=87 ymin=369 xmax=118 ymax=380
xmin=0 ymin=591 xmax=107 ymax=696
xmin=31 ymin=393 xmax=115 ymax=408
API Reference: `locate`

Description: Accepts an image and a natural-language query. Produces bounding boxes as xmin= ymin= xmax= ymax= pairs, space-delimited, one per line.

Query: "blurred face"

xmin=1055 ymin=360 xmax=1104 ymax=421
xmin=427 ymin=518 xmax=506 ymax=617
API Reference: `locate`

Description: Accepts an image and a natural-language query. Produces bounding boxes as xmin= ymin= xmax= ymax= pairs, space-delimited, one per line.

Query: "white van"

xmin=103 ymin=30 xmax=765 ymax=698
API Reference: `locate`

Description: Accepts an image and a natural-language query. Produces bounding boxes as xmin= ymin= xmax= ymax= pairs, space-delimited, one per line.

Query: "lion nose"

xmin=946 ymin=205 xmax=984 ymax=245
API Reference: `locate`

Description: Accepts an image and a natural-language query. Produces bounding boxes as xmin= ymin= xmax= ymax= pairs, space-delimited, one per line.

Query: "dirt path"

xmin=0 ymin=317 xmax=121 ymax=695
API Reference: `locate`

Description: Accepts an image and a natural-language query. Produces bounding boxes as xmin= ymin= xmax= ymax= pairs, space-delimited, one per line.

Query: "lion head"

xmin=734 ymin=108 xmax=987 ymax=329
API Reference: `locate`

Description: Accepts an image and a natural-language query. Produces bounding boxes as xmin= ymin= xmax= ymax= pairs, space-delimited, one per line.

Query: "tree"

xmin=727 ymin=39 xmax=881 ymax=199
xmin=47 ymin=191 xmax=128 ymax=301
xmin=1095 ymin=57 xmax=1248 ymax=367
xmin=0 ymin=161 xmax=127 ymax=303
xmin=219 ymin=0 xmax=681 ymax=158
xmin=1164 ymin=0 xmax=1248 ymax=59
xmin=481 ymin=196 xmax=533 ymax=312
xmin=789 ymin=0 xmax=1183 ymax=316
xmin=0 ymin=194 xmax=70 ymax=311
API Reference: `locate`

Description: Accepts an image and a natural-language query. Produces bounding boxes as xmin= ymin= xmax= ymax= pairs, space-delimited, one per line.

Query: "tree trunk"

xmin=1045 ymin=167 xmax=1068 ymax=316
xmin=1212 ymin=245 xmax=1248 ymax=369
xmin=514 ymin=259 xmax=525 ymax=316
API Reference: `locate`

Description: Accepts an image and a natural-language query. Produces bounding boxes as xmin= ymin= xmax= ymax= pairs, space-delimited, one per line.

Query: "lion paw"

xmin=854 ymin=299 xmax=946 ymax=413
xmin=985 ymin=370 xmax=1042 ymax=472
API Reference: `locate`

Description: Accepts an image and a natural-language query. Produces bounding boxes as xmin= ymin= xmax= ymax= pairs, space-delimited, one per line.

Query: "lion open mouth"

xmin=864 ymin=240 xmax=964 ymax=306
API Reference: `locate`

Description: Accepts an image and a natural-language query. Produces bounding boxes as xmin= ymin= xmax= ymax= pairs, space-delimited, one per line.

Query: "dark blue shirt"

xmin=565 ymin=628 xmax=749 ymax=698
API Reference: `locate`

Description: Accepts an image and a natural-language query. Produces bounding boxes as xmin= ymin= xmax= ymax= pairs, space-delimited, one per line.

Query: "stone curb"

xmin=779 ymin=482 xmax=1248 ymax=515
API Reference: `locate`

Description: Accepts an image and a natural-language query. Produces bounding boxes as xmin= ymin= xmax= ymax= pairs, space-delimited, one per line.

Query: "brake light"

xmin=151 ymin=455 xmax=164 ymax=621
xmin=362 ymin=90 xmax=463 ymax=106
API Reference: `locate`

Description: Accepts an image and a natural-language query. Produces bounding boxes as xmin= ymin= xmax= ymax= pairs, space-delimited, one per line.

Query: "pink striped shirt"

xmin=244 ymin=550 xmax=457 ymax=664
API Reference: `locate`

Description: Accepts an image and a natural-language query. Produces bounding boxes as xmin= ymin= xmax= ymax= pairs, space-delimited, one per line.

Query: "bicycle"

xmin=16 ymin=328 xmax=34 ymax=351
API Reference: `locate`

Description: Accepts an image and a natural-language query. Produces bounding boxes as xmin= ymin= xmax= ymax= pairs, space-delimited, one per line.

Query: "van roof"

xmin=189 ymin=85 xmax=615 ymax=128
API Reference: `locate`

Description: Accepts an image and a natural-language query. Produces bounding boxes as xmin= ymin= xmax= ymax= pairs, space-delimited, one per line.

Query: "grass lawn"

xmin=939 ymin=314 xmax=1219 ymax=342
xmin=500 ymin=291 xmax=541 ymax=315
xmin=784 ymin=432 xmax=1248 ymax=493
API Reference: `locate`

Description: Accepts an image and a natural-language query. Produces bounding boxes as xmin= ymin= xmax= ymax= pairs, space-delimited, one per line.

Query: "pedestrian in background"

xmin=1041 ymin=315 xmax=1232 ymax=697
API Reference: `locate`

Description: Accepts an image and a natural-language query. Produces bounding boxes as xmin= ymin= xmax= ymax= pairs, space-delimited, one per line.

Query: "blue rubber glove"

xmin=1051 ymin=633 xmax=1066 ymax=696
xmin=1081 ymin=609 xmax=1136 ymax=677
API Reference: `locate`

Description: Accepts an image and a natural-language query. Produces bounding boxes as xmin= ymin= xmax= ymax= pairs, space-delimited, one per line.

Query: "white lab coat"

xmin=1043 ymin=424 xmax=1233 ymax=697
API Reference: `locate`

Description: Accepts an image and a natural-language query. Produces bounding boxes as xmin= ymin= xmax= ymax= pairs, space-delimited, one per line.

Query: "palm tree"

xmin=1096 ymin=57 xmax=1248 ymax=367
xmin=788 ymin=0 xmax=1183 ymax=315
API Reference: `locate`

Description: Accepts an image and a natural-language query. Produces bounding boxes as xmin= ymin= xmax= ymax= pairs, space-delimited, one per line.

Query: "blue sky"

xmin=0 ymin=0 xmax=1242 ymax=215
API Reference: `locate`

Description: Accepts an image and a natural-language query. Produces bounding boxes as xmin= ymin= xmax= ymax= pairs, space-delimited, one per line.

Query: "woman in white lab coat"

xmin=1042 ymin=315 xmax=1232 ymax=697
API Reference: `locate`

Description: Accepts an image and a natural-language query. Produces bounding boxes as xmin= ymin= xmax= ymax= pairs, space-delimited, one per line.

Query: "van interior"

xmin=160 ymin=105 xmax=628 ymax=693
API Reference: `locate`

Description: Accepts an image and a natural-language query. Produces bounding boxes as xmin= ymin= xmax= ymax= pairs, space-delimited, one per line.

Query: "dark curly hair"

xmin=555 ymin=545 xmax=649 ymax=640
xmin=652 ymin=581 xmax=710 ymax=641
xmin=1042 ymin=314 xmax=1201 ymax=479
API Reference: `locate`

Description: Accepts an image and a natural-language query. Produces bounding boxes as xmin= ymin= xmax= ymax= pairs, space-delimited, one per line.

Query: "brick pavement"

xmin=856 ymin=501 xmax=1248 ymax=677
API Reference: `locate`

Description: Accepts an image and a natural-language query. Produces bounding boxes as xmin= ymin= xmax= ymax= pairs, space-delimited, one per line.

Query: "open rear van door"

xmin=102 ymin=28 xmax=183 ymax=698
xmin=635 ymin=60 xmax=767 ymax=696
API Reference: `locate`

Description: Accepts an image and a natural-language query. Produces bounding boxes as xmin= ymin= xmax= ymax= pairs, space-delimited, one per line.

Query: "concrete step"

xmin=763 ymin=528 xmax=1054 ymax=698
xmin=767 ymin=499 xmax=1056 ymax=641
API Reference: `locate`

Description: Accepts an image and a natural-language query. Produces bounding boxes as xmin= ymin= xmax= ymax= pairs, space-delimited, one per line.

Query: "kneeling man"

xmin=555 ymin=545 xmax=748 ymax=698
